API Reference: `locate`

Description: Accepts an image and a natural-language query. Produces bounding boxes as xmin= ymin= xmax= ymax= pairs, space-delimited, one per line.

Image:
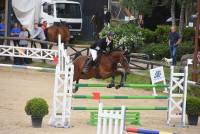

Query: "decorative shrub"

xmin=25 ymin=98 xmax=49 ymax=117
xmin=99 ymin=23 xmax=144 ymax=52
xmin=186 ymin=97 xmax=200 ymax=116
xmin=154 ymin=25 xmax=170 ymax=43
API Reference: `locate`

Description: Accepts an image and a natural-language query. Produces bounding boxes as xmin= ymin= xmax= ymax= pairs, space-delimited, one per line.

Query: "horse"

xmin=73 ymin=50 xmax=129 ymax=92
xmin=45 ymin=22 xmax=70 ymax=49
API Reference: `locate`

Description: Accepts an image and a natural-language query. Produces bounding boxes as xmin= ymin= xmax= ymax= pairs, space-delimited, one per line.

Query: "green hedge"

xmin=140 ymin=41 xmax=194 ymax=60
xmin=154 ymin=25 xmax=171 ymax=43
xmin=140 ymin=28 xmax=156 ymax=43
xmin=183 ymin=27 xmax=195 ymax=42
xmin=99 ymin=24 xmax=194 ymax=56
xmin=140 ymin=43 xmax=169 ymax=60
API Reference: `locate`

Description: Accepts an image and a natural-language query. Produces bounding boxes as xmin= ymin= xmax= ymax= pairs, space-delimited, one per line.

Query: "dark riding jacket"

xmin=90 ymin=38 xmax=113 ymax=52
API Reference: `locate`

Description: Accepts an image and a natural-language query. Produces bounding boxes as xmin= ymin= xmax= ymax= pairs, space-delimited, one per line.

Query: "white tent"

xmin=12 ymin=0 xmax=43 ymax=34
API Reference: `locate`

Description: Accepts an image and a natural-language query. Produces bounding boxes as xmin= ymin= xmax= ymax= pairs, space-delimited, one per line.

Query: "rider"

xmin=82 ymin=32 xmax=114 ymax=74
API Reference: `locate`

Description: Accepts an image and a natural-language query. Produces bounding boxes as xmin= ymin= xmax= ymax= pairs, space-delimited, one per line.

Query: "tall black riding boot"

xmin=82 ymin=58 xmax=93 ymax=74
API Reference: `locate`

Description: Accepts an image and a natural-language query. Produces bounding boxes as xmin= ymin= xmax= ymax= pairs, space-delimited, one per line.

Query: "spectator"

xmin=138 ymin=14 xmax=144 ymax=28
xmin=14 ymin=26 xmax=29 ymax=65
xmin=104 ymin=9 xmax=111 ymax=27
xmin=41 ymin=21 xmax=47 ymax=31
xmin=32 ymin=23 xmax=47 ymax=49
xmin=169 ymin=26 xmax=181 ymax=65
xmin=11 ymin=23 xmax=21 ymax=46
xmin=0 ymin=19 xmax=5 ymax=45
xmin=19 ymin=26 xmax=29 ymax=47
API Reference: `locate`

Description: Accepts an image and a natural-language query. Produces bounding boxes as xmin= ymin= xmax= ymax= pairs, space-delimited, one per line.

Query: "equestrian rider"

xmin=82 ymin=32 xmax=114 ymax=74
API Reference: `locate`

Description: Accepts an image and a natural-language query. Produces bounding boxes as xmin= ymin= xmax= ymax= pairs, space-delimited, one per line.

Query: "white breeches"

xmin=89 ymin=49 xmax=97 ymax=61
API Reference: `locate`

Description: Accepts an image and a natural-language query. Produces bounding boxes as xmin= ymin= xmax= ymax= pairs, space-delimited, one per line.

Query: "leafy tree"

xmin=120 ymin=0 xmax=169 ymax=17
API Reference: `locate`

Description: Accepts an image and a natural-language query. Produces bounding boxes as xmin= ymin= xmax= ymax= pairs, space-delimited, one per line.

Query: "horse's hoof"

xmin=115 ymin=84 xmax=124 ymax=89
xmin=115 ymin=85 xmax=121 ymax=89
xmin=107 ymin=83 xmax=115 ymax=88
xmin=72 ymin=88 xmax=78 ymax=93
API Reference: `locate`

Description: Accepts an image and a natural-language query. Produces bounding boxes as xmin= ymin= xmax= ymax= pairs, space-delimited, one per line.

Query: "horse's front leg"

xmin=115 ymin=70 xmax=126 ymax=89
xmin=107 ymin=74 xmax=115 ymax=88
xmin=73 ymin=80 xmax=79 ymax=93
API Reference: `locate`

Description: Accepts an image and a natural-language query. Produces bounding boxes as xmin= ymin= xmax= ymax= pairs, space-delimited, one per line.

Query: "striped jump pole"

xmin=0 ymin=63 xmax=55 ymax=72
xmin=73 ymin=95 xmax=169 ymax=99
xmin=71 ymin=106 xmax=168 ymax=111
xmin=126 ymin=127 xmax=173 ymax=134
xmin=75 ymin=83 xmax=169 ymax=88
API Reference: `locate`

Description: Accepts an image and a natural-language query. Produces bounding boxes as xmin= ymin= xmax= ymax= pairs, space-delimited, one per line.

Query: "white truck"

xmin=12 ymin=0 xmax=82 ymax=37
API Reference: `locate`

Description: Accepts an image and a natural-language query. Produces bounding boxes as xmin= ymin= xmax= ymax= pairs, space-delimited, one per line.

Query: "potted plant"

xmin=186 ymin=97 xmax=200 ymax=125
xmin=25 ymin=97 xmax=49 ymax=128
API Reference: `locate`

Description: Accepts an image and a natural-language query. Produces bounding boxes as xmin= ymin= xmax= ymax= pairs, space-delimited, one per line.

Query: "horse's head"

xmin=110 ymin=50 xmax=129 ymax=72
xmin=59 ymin=20 xmax=70 ymax=28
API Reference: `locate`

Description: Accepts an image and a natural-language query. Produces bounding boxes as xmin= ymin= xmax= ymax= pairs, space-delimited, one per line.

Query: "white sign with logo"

xmin=150 ymin=66 xmax=167 ymax=96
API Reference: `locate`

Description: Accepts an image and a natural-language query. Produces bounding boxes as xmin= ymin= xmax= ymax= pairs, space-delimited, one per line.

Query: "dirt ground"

xmin=0 ymin=68 xmax=199 ymax=134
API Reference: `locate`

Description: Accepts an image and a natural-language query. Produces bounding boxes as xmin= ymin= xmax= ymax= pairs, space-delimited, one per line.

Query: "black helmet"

xmin=107 ymin=31 xmax=114 ymax=37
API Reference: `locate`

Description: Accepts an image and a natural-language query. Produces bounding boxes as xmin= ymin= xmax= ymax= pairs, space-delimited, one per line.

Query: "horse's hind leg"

xmin=115 ymin=71 xmax=126 ymax=89
xmin=107 ymin=74 xmax=115 ymax=88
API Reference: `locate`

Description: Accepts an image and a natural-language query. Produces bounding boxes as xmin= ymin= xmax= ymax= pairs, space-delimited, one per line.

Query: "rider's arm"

xmin=109 ymin=41 xmax=113 ymax=50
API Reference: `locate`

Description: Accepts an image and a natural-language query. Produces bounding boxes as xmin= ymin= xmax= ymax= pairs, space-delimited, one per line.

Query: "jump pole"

xmin=72 ymin=106 xmax=168 ymax=111
xmin=126 ymin=127 xmax=173 ymax=134
xmin=75 ymin=83 xmax=169 ymax=88
xmin=0 ymin=63 xmax=55 ymax=72
xmin=73 ymin=95 xmax=168 ymax=99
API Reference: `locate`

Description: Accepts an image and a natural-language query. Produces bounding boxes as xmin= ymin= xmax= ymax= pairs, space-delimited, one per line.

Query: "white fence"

xmin=97 ymin=103 xmax=126 ymax=134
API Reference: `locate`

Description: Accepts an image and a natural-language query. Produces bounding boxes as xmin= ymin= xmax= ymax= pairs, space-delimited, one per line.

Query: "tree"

xmin=171 ymin=0 xmax=176 ymax=26
xmin=120 ymin=0 xmax=170 ymax=17
xmin=178 ymin=0 xmax=196 ymax=36
xmin=178 ymin=0 xmax=186 ymax=36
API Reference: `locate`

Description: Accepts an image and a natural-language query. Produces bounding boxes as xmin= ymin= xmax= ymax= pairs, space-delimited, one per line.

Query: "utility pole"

xmin=4 ymin=0 xmax=8 ymax=42
xmin=192 ymin=0 xmax=200 ymax=82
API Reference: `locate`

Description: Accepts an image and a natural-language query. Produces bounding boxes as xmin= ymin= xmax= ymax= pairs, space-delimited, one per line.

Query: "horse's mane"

xmin=52 ymin=21 xmax=69 ymax=28
xmin=113 ymin=48 xmax=121 ymax=51
xmin=112 ymin=48 xmax=124 ymax=52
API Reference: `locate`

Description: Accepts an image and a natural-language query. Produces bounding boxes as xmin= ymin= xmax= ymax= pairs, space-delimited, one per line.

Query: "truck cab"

xmin=41 ymin=0 xmax=82 ymax=38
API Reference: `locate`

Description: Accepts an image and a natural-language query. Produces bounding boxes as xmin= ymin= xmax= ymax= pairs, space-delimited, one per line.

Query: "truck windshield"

xmin=56 ymin=3 xmax=81 ymax=18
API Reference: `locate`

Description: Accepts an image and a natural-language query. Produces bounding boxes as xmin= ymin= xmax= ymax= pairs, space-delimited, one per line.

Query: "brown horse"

xmin=73 ymin=50 xmax=129 ymax=92
xmin=46 ymin=23 xmax=70 ymax=49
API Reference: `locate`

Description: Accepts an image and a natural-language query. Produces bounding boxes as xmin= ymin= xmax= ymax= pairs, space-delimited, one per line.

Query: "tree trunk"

xmin=179 ymin=0 xmax=186 ymax=36
xmin=171 ymin=0 xmax=176 ymax=26
xmin=185 ymin=2 xmax=189 ymax=26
